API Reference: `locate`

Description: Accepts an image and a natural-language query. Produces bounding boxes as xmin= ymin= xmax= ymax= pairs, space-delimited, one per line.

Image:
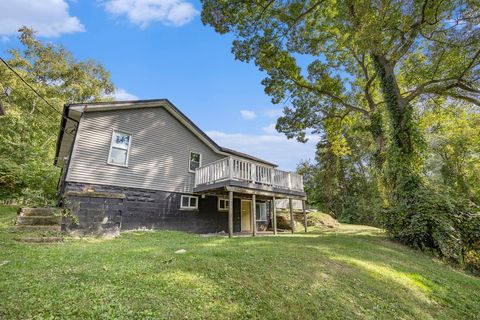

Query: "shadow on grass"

xmin=1 ymin=206 xmax=479 ymax=319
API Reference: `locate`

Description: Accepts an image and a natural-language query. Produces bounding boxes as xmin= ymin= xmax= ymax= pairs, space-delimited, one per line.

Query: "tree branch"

xmin=390 ymin=0 xmax=431 ymax=64
xmin=403 ymin=77 xmax=457 ymax=102
xmin=287 ymin=0 xmax=324 ymax=28
xmin=458 ymin=48 xmax=480 ymax=80
xmin=430 ymin=91 xmax=480 ymax=106
xmin=348 ymin=47 xmax=378 ymax=111
xmin=286 ymin=74 xmax=370 ymax=116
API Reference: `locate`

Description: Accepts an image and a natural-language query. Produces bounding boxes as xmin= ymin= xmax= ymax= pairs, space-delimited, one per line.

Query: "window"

xmin=218 ymin=198 xmax=230 ymax=211
xmin=180 ymin=195 xmax=198 ymax=210
xmin=108 ymin=130 xmax=131 ymax=166
xmin=189 ymin=151 xmax=202 ymax=172
xmin=256 ymin=203 xmax=267 ymax=221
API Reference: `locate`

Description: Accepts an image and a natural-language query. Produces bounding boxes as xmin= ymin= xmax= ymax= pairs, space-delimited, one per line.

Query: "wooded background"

xmin=1 ymin=0 xmax=479 ymax=272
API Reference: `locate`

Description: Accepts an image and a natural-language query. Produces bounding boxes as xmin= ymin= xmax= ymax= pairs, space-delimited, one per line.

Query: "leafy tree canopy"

xmin=0 ymin=27 xmax=115 ymax=204
xmin=202 ymin=0 xmax=480 ymax=267
xmin=202 ymin=0 xmax=479 ymax=155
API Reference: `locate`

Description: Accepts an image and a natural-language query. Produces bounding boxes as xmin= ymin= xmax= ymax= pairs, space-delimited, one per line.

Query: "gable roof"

xmin=54 ymin=99 xmax=277 ymax=167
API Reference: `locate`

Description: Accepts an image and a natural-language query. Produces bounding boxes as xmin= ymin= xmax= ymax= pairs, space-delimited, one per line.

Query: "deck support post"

xmin=289 ymin=198 xmax=294 ymax=234
xmin=228 ymin=191 xmax=234 ymax=238
xmin=252 ymin=194 xmax=257 ymax=237
xmin=272 ymin=196 xmax=277 ymax=235
xmin=302 ymin=199 xmax=307 ymax=233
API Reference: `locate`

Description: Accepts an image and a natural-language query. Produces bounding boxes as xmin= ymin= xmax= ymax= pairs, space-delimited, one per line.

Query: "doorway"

xmin=241 ymin=200 xmax=251 ymax=231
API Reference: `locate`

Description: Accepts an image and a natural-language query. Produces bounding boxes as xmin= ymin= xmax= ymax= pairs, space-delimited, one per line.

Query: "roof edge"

xmin=56 ymin=99 xmax=278 ymax=168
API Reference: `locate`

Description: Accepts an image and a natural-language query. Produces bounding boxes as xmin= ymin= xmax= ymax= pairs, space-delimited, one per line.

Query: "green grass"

xmin=1 ymin=205 xmax=479 ymax=319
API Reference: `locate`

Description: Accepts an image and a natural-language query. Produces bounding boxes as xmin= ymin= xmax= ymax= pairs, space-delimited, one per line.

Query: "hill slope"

xmin=0 ymin=205 xmax=479 ymax=319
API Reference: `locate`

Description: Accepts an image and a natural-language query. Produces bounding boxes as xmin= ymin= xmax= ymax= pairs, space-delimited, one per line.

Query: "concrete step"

xmin=18 ymin=207 xmax=62 ymax=217
xmin=15 ymin=216 xmax=61 ymax=226
xmin=16 ymin=237 xmax=64 ymax=244
xmin=13 ymin=225 xmax=62 ymax=232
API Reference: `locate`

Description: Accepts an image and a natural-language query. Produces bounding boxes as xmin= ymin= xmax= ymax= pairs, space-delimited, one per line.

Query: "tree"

xmin=0 ymin=27 xmax=114 ymax=204
xmin=297 ymin=113 xmax=383 ymax=226
xmin=201 ymin=0 xmax=480 ymax=263
xmin=421 ymin=102 xmax=480 ymax=202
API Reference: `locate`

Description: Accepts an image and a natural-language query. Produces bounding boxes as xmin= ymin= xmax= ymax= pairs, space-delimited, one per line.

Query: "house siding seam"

xmin=63 ymin=182 xmax=242 ymax=234
xmin=65 ymin=107 xmax=224 ymax=193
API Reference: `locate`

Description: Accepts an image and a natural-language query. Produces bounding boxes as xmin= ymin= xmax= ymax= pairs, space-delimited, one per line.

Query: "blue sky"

xmin=0 ymin=0 xmax=318 ymax=170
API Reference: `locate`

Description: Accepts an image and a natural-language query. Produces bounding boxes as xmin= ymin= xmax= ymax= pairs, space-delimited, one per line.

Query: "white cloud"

xmin=240 ymin=110 xmax=257 ymax=120
xmin=0 ymin=0 xmax=85 ymax=37
xmin=103 ymin=0 xmax=198 ymax=27
xmin=113 ymin=88 xmax=139 ymax=100
xmin=206 ymin=130 xmax=319 ymax=171
xmin=262 ymin=123 xmax=277 ymax=134
xmin=264 ymin=108 xmax=283 ymax=118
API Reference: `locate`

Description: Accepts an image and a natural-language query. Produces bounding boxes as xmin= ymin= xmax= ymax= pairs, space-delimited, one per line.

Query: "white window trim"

xmin=180 ymin=195 xmax=199 ymax=210
xmin=188 ymin=151 xmax=202 ymax=173
xmin=256 ymin=202 xmax=267 ymax=221
xmin=107 ymin=130 xmax=132 ymax=167
xmin=217 ymin=197 xmax=230 ymax=212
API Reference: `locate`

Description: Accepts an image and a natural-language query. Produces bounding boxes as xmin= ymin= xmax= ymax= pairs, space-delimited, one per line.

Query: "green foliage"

xmin=421 ymin=104 xmax=480 ymax=202
xmin=382 ymin=187 xmax=480 ymax=270
xmin=0 ymin=27 xmax=114 ymax=204
xmin=1 ymin=205 xmax=480 ymax=319
xmin=201 ymin=0 xmax=480 ymax=267
xmin=297 ymin=113 xmax=383 ymax=226
xmin=60 ymin=198 xmax=80 ymax=226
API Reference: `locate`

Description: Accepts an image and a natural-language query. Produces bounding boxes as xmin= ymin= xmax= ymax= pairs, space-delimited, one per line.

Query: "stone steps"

xmin=16 ymin=215 xmax=62 ymax=226
xmin=14 ymin=207 xmax=64 ymax=244
xmin=17 ymin=207 xmax=63 ymax=217
xmin=12 ymin=225 xmax=62 ymax=232
xmin=16 ymin=237 xmax=64 ymax=244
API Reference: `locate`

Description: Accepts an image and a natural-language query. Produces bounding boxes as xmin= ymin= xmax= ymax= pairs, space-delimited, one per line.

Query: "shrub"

xmin=382 ymin=187 xmax=480 ymax=270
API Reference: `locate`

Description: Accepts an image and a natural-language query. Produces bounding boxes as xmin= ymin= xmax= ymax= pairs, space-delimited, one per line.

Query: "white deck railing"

xmin=194 ymin=156 xmax=304 ymax=192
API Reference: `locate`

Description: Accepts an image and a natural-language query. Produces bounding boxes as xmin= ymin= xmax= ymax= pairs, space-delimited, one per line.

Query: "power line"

xmin=0 ymin=80 xmax=51 ymax=121
xmin=0 ymin=58 xmax=77 ymax=136
xmin=0 ymin=80 xmax=62 ymax=143
xmin=0 ymin=56 xmax=63 ymax=117
xmin=0 ymin=58 xmax=76 ymax=173
xmin=0 ymin=79 xmax=77 ymax=164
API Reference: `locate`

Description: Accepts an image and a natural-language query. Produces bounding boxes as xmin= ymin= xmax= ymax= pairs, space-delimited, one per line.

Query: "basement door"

xmin=241 ymin=200 xmax=252 ymax=232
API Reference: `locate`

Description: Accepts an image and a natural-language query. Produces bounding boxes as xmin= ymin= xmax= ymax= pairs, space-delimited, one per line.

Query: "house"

xmin=54 ymin=99 xmax=306 ymax=236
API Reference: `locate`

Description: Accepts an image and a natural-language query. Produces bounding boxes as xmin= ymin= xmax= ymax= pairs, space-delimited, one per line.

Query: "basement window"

xmin=180 ymin=195 xmax=198 ymax=210
xmin=218 ymin=198 xmax=230 ymax=212
xmin=107 ymin=130 xmax=132 ymax=167
xmin=256 ymin=203 xmax=267 ymax=221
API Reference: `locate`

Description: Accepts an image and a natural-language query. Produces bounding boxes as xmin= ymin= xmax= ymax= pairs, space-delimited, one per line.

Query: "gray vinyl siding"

xmin=66 ymin=107 xmax=223 ymax=193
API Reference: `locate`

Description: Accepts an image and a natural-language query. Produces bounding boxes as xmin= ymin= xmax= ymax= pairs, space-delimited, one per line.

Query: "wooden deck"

xmin=193 ymin=156 xmax=306 ymax=198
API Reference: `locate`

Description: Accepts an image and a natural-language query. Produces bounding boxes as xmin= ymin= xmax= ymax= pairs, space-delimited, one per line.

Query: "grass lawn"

xmin=1 ymin=205 xmax=479 ymax=319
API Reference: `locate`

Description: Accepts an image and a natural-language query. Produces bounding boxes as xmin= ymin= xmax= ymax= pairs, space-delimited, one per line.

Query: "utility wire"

xmin=0 ymin=57 xmax=77 ymax=136
xmin=0 ymin=58 xmax=74 ymax=171
xmin=0 ymin=80 xmax=51 ymax=121
xmin=0 ymin=79 xmax=62 ymax=142
xmin=0 ymin=56 xmax=63 ymax=117
xmin=0 ymin=79 xmax=74 ymax=167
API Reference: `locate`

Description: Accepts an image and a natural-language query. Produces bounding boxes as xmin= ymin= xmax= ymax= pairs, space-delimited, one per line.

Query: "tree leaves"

xmin=0 ymin=27 xmax=115 ymax=204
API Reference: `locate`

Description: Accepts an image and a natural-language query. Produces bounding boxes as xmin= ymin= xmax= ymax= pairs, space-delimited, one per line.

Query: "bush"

xmin=382 ymin=187 xmax=480 ymax=270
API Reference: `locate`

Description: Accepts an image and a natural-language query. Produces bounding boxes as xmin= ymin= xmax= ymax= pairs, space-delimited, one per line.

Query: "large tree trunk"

xmin=368 ymin=111 xmax=387 ymax=170
xmin=371 ymin=54 xmax=422 ymax=201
